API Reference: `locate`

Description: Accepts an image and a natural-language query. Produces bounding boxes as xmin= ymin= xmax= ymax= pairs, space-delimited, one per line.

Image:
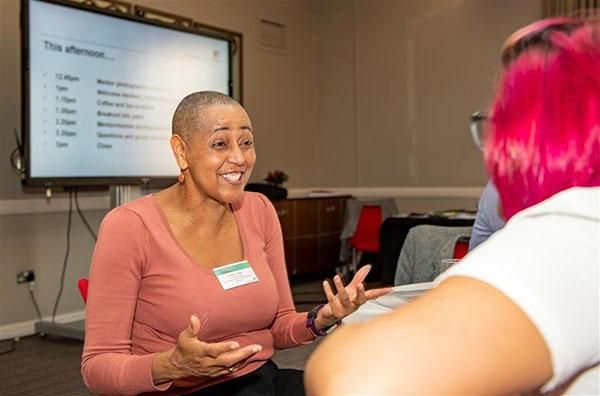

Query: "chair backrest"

xmin=339 ymin=198 xmax=398 ymax=262
xmin=350 ymin=205 xmax=383 ymax=252
xmin=453 ymin=236 xmax=470 ymax=259
xmin=394 ymin=225 xmax=473 ymax=286
xmin=78 ymin=278 xmax=89 ymax=303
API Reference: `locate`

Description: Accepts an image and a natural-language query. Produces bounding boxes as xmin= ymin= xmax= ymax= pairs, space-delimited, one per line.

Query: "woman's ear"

xmin=170 ymin=134 xmax=189 ymax=170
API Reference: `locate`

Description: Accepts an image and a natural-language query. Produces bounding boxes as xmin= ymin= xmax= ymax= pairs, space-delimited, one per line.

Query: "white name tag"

xmin=213 ymin=260 xmax=259 ymax=290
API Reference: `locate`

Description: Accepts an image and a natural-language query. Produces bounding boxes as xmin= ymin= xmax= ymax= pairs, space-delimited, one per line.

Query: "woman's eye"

xmin=211 ymin=141 xmax=226 ymax=149
xmin=241 ymin=139 xmax=254 ymax=148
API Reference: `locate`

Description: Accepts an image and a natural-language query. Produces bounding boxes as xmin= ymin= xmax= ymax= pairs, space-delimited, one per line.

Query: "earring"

xmin=178 ymin=167 xmax=188 ymax=184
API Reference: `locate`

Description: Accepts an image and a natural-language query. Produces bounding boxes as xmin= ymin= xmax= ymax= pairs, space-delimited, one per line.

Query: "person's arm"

xmin=81 ymin=207 xmax=174 ymax=394
xmin=150 ymin=314 xmax=262 ymax=384
xmin=82 ymin=208 xmax=261 ymax=394
xmin=469 ymin=181 xmax=505 ymax=250
xmin=305 ymin=276 xmax=552 ymax=395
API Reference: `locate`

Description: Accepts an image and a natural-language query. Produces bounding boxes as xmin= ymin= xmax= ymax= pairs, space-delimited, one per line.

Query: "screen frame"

xmin=21 ymin=0 xmax=240 ymax=188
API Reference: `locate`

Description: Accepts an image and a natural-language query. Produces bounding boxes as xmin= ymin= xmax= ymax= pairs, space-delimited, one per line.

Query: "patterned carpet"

xmin=0 ymin=278 xmax=327 ymax=395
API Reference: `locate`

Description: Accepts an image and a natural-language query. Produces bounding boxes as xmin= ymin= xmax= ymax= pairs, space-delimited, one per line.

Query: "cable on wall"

xmin=9 ymin=129 xmax=25 ymax=178
xmin=51 ymin=189 xmax=73 ymax=322
xmin=74 ymin=188 xmax=98 ymax=241
xmin=29 ymin=286 xmax=43 ymax=322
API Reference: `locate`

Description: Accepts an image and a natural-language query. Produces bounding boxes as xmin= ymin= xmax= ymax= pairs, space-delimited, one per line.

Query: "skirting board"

xmin=0 ymin=310 xmax=85 ymax=340
xmin=0 ymin=187 xmax=483 ymax=215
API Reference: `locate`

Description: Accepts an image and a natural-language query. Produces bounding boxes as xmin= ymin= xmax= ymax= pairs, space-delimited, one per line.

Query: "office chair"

xmin=453 ymin=236 xmax=471 ymax=259
xmin=348 ymin=205 xmax=383 ymax=273
xmin=78 ymin=278 xmax=89 ymax=304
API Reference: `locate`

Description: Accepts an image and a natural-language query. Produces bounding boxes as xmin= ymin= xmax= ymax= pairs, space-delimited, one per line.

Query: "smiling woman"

xmin=80 ymin=91 xmax=390 ymax=396
xmin=170 ymin=95 xmax=256 ymax=205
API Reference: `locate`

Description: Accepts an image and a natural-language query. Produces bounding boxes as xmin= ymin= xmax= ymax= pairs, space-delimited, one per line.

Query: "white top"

xmin=438 ymin=187 xmax=600 ymax=393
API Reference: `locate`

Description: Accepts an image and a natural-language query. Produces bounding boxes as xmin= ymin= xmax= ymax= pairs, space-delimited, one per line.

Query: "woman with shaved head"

xmin=81 ymin=91 xmax=389 ymax=395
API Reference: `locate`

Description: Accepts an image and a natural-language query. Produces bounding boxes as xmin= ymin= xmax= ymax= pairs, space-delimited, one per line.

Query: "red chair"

xmin=78 ymin=278 xmax=89 ymax=303
xmin=349 ymin=206 xmax=383 ymax=273
xmin=453 ymin=236 xmax=470 ymax=259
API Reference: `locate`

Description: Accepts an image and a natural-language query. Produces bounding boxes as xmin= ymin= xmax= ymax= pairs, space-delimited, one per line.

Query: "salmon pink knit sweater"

xmin=81 ymin=192 xmax=316 ymax=395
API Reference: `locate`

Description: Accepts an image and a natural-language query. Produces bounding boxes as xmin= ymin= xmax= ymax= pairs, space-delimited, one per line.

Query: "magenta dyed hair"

xmin=485 ymin=18 xmax=600 ymax=219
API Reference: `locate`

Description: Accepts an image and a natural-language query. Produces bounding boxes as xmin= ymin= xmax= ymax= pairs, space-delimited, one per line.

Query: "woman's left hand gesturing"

xmin=315 ymin=265 xmax=392 ymax=331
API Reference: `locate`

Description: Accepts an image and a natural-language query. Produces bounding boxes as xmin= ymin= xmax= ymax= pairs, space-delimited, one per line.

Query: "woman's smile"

xmin=219 ymin=171 xmax=245 ymax=185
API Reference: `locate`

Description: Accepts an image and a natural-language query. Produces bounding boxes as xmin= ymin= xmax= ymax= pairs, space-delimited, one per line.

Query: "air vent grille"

xmin=260 ymin=19 xmax=286 ymax=52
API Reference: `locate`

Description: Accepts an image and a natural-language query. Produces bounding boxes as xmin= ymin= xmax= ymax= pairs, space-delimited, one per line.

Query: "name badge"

xmin=213 ymin=260 xmax=259 ymax=290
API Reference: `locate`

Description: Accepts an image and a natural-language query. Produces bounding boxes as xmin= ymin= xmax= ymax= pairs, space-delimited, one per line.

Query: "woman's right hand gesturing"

xmin=152 ymin=314 xmax=263 ymax=384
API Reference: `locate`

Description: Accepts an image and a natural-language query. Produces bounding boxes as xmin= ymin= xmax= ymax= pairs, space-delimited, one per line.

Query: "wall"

xmin=311 ymin=0 xmax=358 ymax=187
xmin=0 ymin=0 xmax=317 ymax=332
xmin=1 ymin=0 xmax=542 ymax=332
xmin=311 ymin=0 xmax=542 ymax=188
xmin=0 ymin=208 xmax=106 ymax=327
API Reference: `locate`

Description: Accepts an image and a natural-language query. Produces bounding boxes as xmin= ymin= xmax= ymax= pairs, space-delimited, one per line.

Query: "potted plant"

xmin=264 ymin=170 xmax=289 ymax=187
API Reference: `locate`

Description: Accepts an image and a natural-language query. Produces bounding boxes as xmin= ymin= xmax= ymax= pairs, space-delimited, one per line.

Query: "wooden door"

xmin=294 ymin=199 xmax=319 ymax=236
xmin=273 ymin=200 xmax=295 ymax=274
xmin=318 ymin=198 xmax=346 ymax=272
xmin=319 ymin=198 xmax=344 ymax=233
xmin=293 ymin=199 xmax=319 ymax=274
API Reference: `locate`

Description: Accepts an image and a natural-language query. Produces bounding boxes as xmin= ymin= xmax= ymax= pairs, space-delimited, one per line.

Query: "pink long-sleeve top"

xmin=81 ymin=192 xmax=316 ymax=395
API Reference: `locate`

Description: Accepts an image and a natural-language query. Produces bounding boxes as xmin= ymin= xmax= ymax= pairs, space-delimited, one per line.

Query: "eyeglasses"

xmin=470 ymin=111 xmax=488 ymax=151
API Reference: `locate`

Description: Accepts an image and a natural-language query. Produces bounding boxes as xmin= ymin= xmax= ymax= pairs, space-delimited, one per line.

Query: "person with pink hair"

xmin=305 ymin=17 xmax=599 ymax=395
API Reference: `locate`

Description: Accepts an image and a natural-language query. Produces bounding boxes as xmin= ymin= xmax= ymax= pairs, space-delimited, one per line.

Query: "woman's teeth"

xmin=221 ymin=172 xmax=242 ymax=182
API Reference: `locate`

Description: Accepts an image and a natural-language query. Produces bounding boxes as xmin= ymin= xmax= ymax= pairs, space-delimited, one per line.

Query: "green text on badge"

xmin=213 ymin=260 xmax=259 ymax=290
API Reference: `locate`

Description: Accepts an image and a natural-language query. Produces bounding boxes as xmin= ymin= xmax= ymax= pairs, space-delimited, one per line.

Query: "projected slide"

xmin=28 ymin=0 xmax=230 ymax=178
